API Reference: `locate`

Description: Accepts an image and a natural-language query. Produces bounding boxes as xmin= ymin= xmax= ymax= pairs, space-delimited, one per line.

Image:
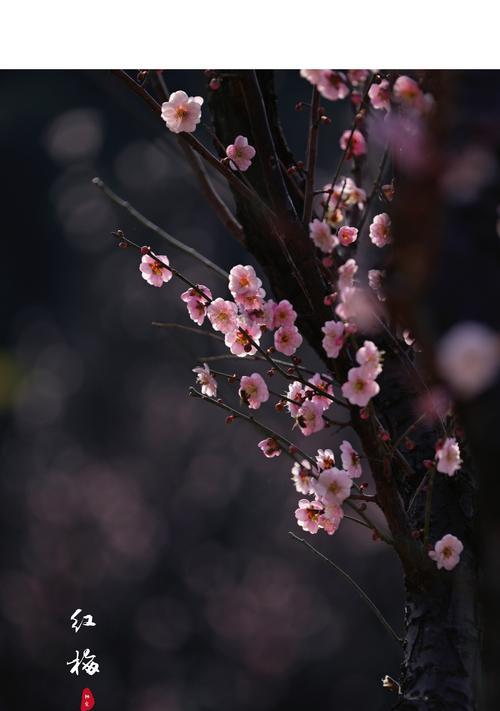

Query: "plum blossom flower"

xmin=338 ymin=226 xmax=358 ymax=247
xmin=161 ymin=91 xmax=203 ymax=134
xmin=322 ymin=320 xmax=345 ymax=359
xmin=207 ymin=298 xmax=238 ymax=334
xmin=258 ymin=437 xmax=281 ymax=458
xmin=295 ymin=498 xmax=324 ymax=534
xmin=369 ymin=213 xmax=392 ymax=247
xmin=291 ymin=459 xmax=316 ymax=495
xmin=316 ymin=448 xmax=335 ymax=470
xmin=336 ymin=286 xmax=377 ymax=327
xmin=228 ymin=264 xmax=262 ymax=299
xmin=340 ymin=129 xmax=366 ymax=158
xmin=309 ymin=219 xmax=338 ymax=254
xmin=317 ymin=70 xmax=349 ymax=101
xmin=273 ymin=300 xmax=297 ymax=329
xmin=257 ymin=299 xmax=277 ymax=330
xmin=342 ymin=365 xmax=380 ymax=407
xmin=226 ymin=135 xmax=256 ymax=172
xmin=340 ymin=440 xmax=362 ymax=478
xmin=286 ymin=381 xmax=305 ymax=417
xmin=338 ymin=258 xmax=358 ymax=291
xmin=299 ymin=69 xmax=323 ymax=85
xmin=368 ymin=269 xmax=386 ymax=301
xmin=139 ymin=253 xmax=172 ymax=287
xmin=435 ymin=437 xmax=462 ymax=476
xmin=429 ymin=534 xmax=463 ymax=571
xmin=296 ymin=400 xmax=325 ymax=436
xmin=356 ymin=340 xmax=383 ymax=377
xmin=192 ymin=363 xmax=217 ymax=397
xmin=312 ymin=467 xmax=352 ymax=506
xmin=180 ymin=285 xmax=212 ymax=325
xmin=436 ymin=322 xmax=500 ymax=399
xmin=348 ymin=70 xmax=370 ymax=86
xmin=239 ymin=373 xmax=269 ymax=410
xmin=307 ymin=373 xmax=334 ymax=411
xmin=274 ymin=325 xmax=303 ymax=356
xmin=393 ymin=75 xmax=423 ymax=109
xmin=319 ymin=503 xmax=344 ymax=535
xmin=368 ymin=79 xmax=391 ymax=111
xmin=224 ymin=318 xmax=261 ymax=357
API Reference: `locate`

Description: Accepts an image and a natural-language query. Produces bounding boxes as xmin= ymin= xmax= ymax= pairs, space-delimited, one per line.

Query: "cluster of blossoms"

xmin=293 ymin=440 xmax=361 ymax=536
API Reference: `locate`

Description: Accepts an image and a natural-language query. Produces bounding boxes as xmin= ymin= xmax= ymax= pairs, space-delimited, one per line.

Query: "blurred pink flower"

xmin=429 ymin=534 xmax=463 ymax=571
xmin=356 ymin=340 xmax=383 ymax=377
xmin=321 ymin=320 xmax=345 ymax=359
xmin=435 ymin=437 xmax=462 ymax=476
xmin=369 ymin=213 xmax=392 ymax=247
xmin=340 ymin=129 xmax=366 ymax=158
xmin=340 ymin=440 xmax=362 ymax=478
xmin=309 ymin=219 xmax=338 ymax=254
xmin=368 ymin=79 xmax=391 ymax=111
xmin=338 ymin=226 xmax=358 ymax=247
xmin=338 ymin=258 xmax=358 ymax=291
xmin=317 ymin=70 xmax=349 ymax=101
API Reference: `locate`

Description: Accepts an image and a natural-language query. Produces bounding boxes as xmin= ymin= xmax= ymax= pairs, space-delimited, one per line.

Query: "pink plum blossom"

xmin=258 ymin=437 xmax=281 ymax=458
xmin=192 ymin=363 xmax=217 ymax=397
xmin=286 ymin=381 xmax=305 ymax=417
xmin=428 ymin=534 xmax=463 ymax=571
xmin=322 ymin=320 xmax=345 ymax=359
xmin=139 ymin=253 xmax=172 ymax=287
xmin=338 ymin=226 xmax=358 ymax=247
xmin=356 ymin=340 xmax=383 ymax=377
xmin=299 ymin=69 xmax=323 ymax=85
xmin=316 ymin=449 xmax=335 ymax=470
xmin=368 ymin=79 xmax=391 ymax=111
xmin=342 ymin=365 xmax=380 ymax=407
xmin=226 ymin=135 xmax=256 ymax=172
xmin=436 ymin=321 xmax=500 ymax=399
xmin=273 ymin=300 xmax=297 ymax=329
xmin=340 ymin=440 xmax=362 ymax=478
xmin=295 ymin=498 xmax=324 ymax=534
xmin=340 ymin=129 xmax=366 ymax=158
xmin=296 ymin=400 xmax=325 ymax=436
xmin=393 ymin=75 xmax=423 ymax=109
xmin=307 ymin=373 xmax=334 ymax=411
xmin=239 ymin=373 xmax=269 ymax=410
xmin=313 ymin=467 xmax=352 ymax=506
xmin=317 ymin=70 xmax=349 ymax=101
xmin=348 ymin=70 xmax=370 ymax=86
xmin=161 ymin=91 xmax=203 ymax=134
xmin=228 ymin=264 xmax=262 ymax=299
xmin=309 ymin=219 xmax=338 ymax=254
xmin=435 ymin=437 xmax=462 ymax=476
xmin=180 ymin=285 xmax=212 ymax=325
xmin=258 ymin=299 xmax=277 ymax=330
xmin=207 ymin=298 xmax=238 ymax=334
xmin=291 ymin=459 xmax=316 ymax=495
xmin=338 ymin=258 xmax=358 ymax=291
xmin=224 ymin=318 xmax=261 ymax=357
xmin=369 ymin=213 xmax=392 ymax=247
xmin=319 ymin=503 xmax=344 ymax=535
xmin=274 ymin=325 xmax=303 ymax=356
xmin=368 ymin=269 xmax=385 ymax=301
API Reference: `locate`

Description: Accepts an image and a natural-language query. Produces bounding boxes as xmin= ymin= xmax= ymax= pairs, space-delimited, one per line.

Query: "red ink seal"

xmin=81 ymin=688 xmax=95 ymax=710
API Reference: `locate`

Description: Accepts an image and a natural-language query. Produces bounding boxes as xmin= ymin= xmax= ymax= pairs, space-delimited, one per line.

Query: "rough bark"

xmin=208 ymin=70 xmax=480 ymax=710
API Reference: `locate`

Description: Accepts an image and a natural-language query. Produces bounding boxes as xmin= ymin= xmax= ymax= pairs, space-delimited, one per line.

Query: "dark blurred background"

xmin=0 ymin=70 xmax=402 ymax=711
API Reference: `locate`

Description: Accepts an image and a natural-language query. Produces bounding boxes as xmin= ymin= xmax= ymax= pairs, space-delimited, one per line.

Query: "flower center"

xmin=175 ymin=106 xmax=188 ymax=119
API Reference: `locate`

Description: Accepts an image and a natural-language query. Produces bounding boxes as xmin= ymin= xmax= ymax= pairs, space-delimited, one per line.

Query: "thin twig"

xmin=152 ymin=322 xmax=224 ymax=341
xmin=289 ymin=531 xmax=402 ymax=646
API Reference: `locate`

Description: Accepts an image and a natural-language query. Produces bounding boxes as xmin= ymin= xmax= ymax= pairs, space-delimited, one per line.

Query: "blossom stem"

xmin=289 ymin=531 xmax=402 ymax=646
xmin=345 ymin=500 xmax=393 ymax=546
xmin=93 ymin=177 xmax=228 ymax=280
xmin=302 ymin=86 xmax=321 ymax=224
xmin=152 ymin=322 xmax=224 ymax=341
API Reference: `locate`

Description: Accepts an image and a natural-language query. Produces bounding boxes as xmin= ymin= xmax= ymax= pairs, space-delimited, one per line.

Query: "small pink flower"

xmin=226 ymin=135 xmax=256 ymax=172
xmin=368 ymin=269 xmax=386 ymax=301
xmin=393 ymin=75 xmax=423 ymax=109
xmin=342 ymin=365 xmax=380 ymax=407
xmin=239 ymin=372 xmax=269 ymax=410
xmin=161 ymin=90 xmax=203 ymax=134
xmin=340 ymin=129 xmax=366 ymax=158
xmin=226 ymin=136 xmax=255 ymax=173
xmin=338 ymin=258 xmax=358 ymax=291
xmin=369 ymin=213 xmax=392 ymax=247
xmin=299 ymin=69 xmax=323 ymax=85
xmin=340 ymin=440 xmax=362 ymax=478
xmin=180 ymin=285 xmax=212 ymax=325
xmin=207 ymin=298 xmax=238 ymax=334
xmin=291 ymin=459 xmax=316 ymax=495
xmin=224 ymin=319 xmax=261 ymax=357
xmin=435 ymin=437 xmax=462 ymax=476
xmin=258 ymin=299 xmax=277 ymax=330
xmin=317 ymin=70 xmax=349 ymax=101
xmin=321 ymin=320 xmax=345 ymax=359
xmin=228 ymin=264 xmax=262 ymax=299
xmin=307 ymin=373 xmax=334 ymax=411
xmin=287 ymin=381 xmax=305 ymax=417
xmin=429 ymin=534 xmax=463 ymax=571
xmin=274 ymin=325 xmax=303 ymax=356
xmin=273 ymin=300 xmax=297 ymax=329
xmin=296 ymin=400 xmax=325 ymax=436
xmin=348 ymin=70 xmax=370 ymax=86
xmin=309 ymin=219 xmax=338 ymax=254
xmin=368 ymin=79 xmax=391 ymax=111
xmin=258 ymin=437 xmax=281 ymax=458
xmin=319 ymin=503 xmax=344 ymax=535
xmin=316 ymin=448 xmax=335 ymax=470
xmin=192 ymin=363 xmax=217 ymax=397
xmin=139 ymin=253 xmax=172 ymax=287
xmin=356 ymin=340 xmax=383 ymax=377
xmin=295 ymin=498 xmax=324 ymax=534
xmin=313 ymin=467 xmax=352 ymax=506
xmin=338 ymin=226 xmax=358 ymax=247
xmin=234 ymin=290 xmax=265 ymax=314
